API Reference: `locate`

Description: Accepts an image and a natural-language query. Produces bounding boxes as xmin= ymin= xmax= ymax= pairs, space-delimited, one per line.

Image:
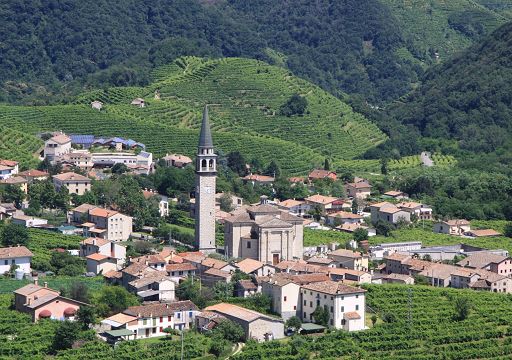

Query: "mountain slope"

xmin=0 ymin=57 xmax=387 ymax=175
xmin=389 ymin=21 xmax=512 ymax=154
xmin=381 ymin=0 xmax=509 ymax=63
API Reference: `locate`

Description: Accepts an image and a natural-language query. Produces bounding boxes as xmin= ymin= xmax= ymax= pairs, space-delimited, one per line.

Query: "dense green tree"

xmin=312 ymin=305 xmax=330 ymax=327
xmin=504 ymin=223 xmax=512 ymax=238
xmin=454 ymin=297 xmax=472 ymax=321
xmin=51 ymin=321 xmax=81 ymax=352
xmin=280 ymin=94 xmax=308 ymax=116
xmin=353 ymin=228 xmax=368 ymax=242
xmin=285 ymin=316 xmax=302 ymax=331
xmin=1 ymin=223 xmax=29 ymax=247
xmin=69 ymin=282 xmax=91 ymax=303
xmin=76 ymin=306 xmax=96 ymax=330
xmin=209 ymin=320 xmax=245 ymax=343
xmin=94 ymin=286 xmax=139 ymax=317
xmin=0 ymin=185 xmax=25 ymax=208
xmin=227 ymin=152 xmax=247 ymax=176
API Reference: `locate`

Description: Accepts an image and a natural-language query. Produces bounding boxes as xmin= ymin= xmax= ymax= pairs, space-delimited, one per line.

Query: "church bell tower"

xmin=195 ymin=105 xmax=217 ymax=253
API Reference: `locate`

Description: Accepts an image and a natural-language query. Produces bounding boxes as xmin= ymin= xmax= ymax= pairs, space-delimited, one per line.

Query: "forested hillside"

xmin=389 ymin=22 xmax=512 ymax=156
xmin=0 ymin=0 xmax=505 ymax=105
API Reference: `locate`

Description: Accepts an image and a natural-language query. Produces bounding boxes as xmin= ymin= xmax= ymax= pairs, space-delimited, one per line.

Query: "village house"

xmin=457 ymin=252 xmax=512 ymax=276
xmin=345 ymin=178 xmax=371 ymax=200
xmin=278 ymin=199 xmax=310 ymax=217
xmin=102 ymin=301 xmax=199 ymax=341
xmin=127 ymin=272 xmax=176 ymax=302
xmin=224 ymin=203 xmax=304 ymax=265
xmin=11 ymin=214 xmax=48 ymax=228
xmin=17 ymin=169 xmax=49 ymax=183
xmin=370 ymin=202 xmax=411 ymax=226
xmin=44 ymin=133 xmax=72 ymax=161
xmin=241 ymin=174 xmax=275 ymax=186
xmin=81 ymin=207 xmax=133 ymax=242
xmin=234 ymin=258 xmax=276 ymax=277
xmin=383 ymin=190 xmax=408 ymax=200
xmin=0 ymin=176 xmax=28 ymax=194
xmin=397 ymin=201 xmax=433 ymax=221
xmin=215 ymin=192 xmax=243 ymax=211
xmin=288 ymin=177 xmax=305 ymax=185
xmin=165 ymin=263 xmax=197 ymax=282
xmin=433 ymin=220 xmax=471 ymax=236
xmin=304 ymin=194 xmax=339 ymax=213
xmin=325 ymin=211 xmax=364 ymax=226
xmin=14 ymin=281 xmax=88 ymax=322
xmin=235 ymin=280 xmax=260 ymax=298
xmin=0 ymin=245 xmax=33 ymax=275
xmin=306 ymin=257 xmax=336 ymax=268
xmin=464 ymin=229 xmax=501 ymax=237
xmin=335 ymin=223 xmax=375 ymax=237
xmin=0 ymin=203 xmax=18 ymax=220
xmin=202 ymin=268 xmax=232 ymax=287
xmin=161 ymin=153 xmax=193 ymax=168
xmin=52 ymin=172 xmax=91 ymax=195
xmin=204 ymin=303 xmax=285 ymax=342
xmin=381 ymin=273 xmax=415 ymax=285
xmin=80 ymin=237 xmax=126 ymax=274
xmin=0 ymin=159 xmax=19 ymax=180
xmin=369 ymin=241 xmax=422 ymax=260
xmin=328 ymin=249 xmax=369 ymax=272
xmin=60 ymin=151 xmax=93 ymax=168
xmin=142 ymin=189 xmax=169 ymax=217
xmin=131 ymin=254 xmax=167 ymax=271
xmin=300 ymin=281 xmax=366 ymax=331
xmin=260 ymin=273 xmax=329 ymax=320
xmin=86 ymin=253 xmax=119 ymax=274
xmin=317 ymin=267 xmax=372 ymax=284
xmin=308 ymin=169 xmax=337 ymax=182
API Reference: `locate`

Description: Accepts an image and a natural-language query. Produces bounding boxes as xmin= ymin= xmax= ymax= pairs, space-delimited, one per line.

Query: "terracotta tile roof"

xmin=89 ymin=207 xmax=119 ymax=218
xmin=384 ymin=253 xmax=411 ymax=261
xmin=224 ymin=212 xmax=254 ymax=224
xmin=275 ymin=260 xmax=322 ymax=273
xmin=379 ymin=206 xmax=403 ymax=214
xmin=80 ymin=237 xmax=110 ymax=247
xmin=103 ymin=312 xmax=137 ymax=325
xmin=301 ymin=281 xmax=366 ymax=296
xmin=53 ymin=172 xmax=90 ymax=182
xmin=344 ymin=311 xmax=361 ymax=320
xmin=235 ymin=258 xmax=264 ymax=274
xmin=289 ymin=273 xmax=330 ymax=285
xmin=72 ymin=203 xmax=98 ymax=213
xmin=242 ymin=174 xmax=275 ymax=182
xmin=347 ymin=181 xmax=371 ymax=189
xmin=329 ymin=211 xmax=363 ymax=219
xmin=384 ymin=191 xmax=404 ymax=197
xmin=0 ymin=159 xmax=18 ymax=167
xmin=467 ymin=229 xmax=501 ymax=237
xmin=132 ymin=254 xmax=166 ymax=265
xmin=0 ymin=176 xmax=27 ymax=184
xmin=279 ymin=199 xmax=304 ymax=208
xmin=201 ymin=257 xmax=228 ymax=269
xmin=122 ymin=262 xmax=154 ymax=276
xmin=317 ymin=267 xmax=369 ymax=278
xmin=305 ymin=194 xmax=338 ymax=205
xmin=205 ymin=303 xmax=279 ymax=322
xmin=397 ymin=201 xmax=422 ymax=209
xmin=457 ymin=252 xmax=508 ymax=268
xmin=124 ymin=301 xmax=198 ymax=318
xmin=14 ymin=283 xmax=57 ymax=296
xmin=469 ymin=279 xmax=491 ymax=289
xmin=329 ymin=249 xmax=364 ymax=259
xmin=86 ymin=253 xmax=109 ymax=261
xmin=103 ymin=270 xmax=122 ymax=279
xmin=308 ymin=169 xmax=336 ymax=179
xmin=0 ymin=246 xmax=33 ymax=259
xmin=370 ymin=201 xmax=394 ymax=208
xmin=204 ymin=268 xmax=231 ymax=279
xmin=237 ymin=280 xmax=258 ymax=290
xmin=247 ymin=204 xmax=281 ymax=214
xmin=128 ymin=271 xmax=170 ymax=288
xmin=383 ymin=273 xmax=414 ymax=281
xmin=336 ymin=223 xmax=368 ymax=232
xmin=162 ymin=154 xmax=192 ymax=163
xmin=49 ymin=133 xmax=71 ymax=144
xmin=288 ymin=177 xmax=305 ymax=183
xmin=306 ymin=257 xmax=334 ymax=265
xmin=179 ymin=251 xmax=206 ymax=263
xmin=166 ymin=263 xmax=197 ymax=272
xmin=442 ymin=219 xmax=470 ymax=226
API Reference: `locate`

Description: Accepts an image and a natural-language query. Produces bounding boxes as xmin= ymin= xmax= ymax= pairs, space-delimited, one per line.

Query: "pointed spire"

xmin=198 ymin=105 xmax=213 ymax=148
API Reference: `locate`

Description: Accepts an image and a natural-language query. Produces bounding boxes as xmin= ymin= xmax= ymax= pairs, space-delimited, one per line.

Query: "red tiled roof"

xmin=0 ymin=246 xmax=33 ymax=259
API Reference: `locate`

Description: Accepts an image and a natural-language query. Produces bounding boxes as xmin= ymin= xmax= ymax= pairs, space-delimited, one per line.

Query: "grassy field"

xmin=303 ymin=228 xmax=352 ymax=247
xmin=235 ymin=284 xmax=512 ymax=359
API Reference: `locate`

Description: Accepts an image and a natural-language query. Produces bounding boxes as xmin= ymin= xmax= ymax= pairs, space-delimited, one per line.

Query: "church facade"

xmin=194 ymin=106 xmax=217 ymax=253
xmin=224 ymin=202 xmax=304 ymax=265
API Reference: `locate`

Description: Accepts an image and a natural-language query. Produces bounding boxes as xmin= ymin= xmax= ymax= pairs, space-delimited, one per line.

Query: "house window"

xmin=247 ymin=241 xmax=251 ymax=249
xmin=356 ymin=305 xmax=359 ymax=311
xmin=310 ymin=301 xmax=312 ymax=308
xmin=4 ymin=260 xmax=7 ymax=265
xmin=143 ymin=319 xmax=147 ymax=325
xmin=160 ymin=317 xmax=163 ymax=322
xmin=356 ymin=295 xmax=359 ymax=299
xmin=303 ymin=312 xmax=306 ymax=318
xmin=168 ymin=316 xmax=172 ymax=321
xmin=341 ymin=319 xmax=346 ymax=325
xmin=177 ymin=313 xmax=181 ymax=319
xmin=284 ymin=296 xmax=287 ymax=302
xmin=330 ymin=306 xmax=333 ymax=313
xmin=316 ymin=300 xmax=320 ymax=307
xmin=303 ymin=300 xmax=306 ymax=306
xmin=160 ymin=327 xmax=164 ymax=332
xmin=189 ymin=311 xmax=192 ymax=317
xmin=341 ymin=306 xmax=344 ymax=312
xmin=172 ymin=272 xmax=175 ymax=276
xmin=152 ymin=328 xmax=156 ymax=334
xmin=330 ymin=319 xmax=333 ymax=326
xmin=293 ymin=306 xmax=297 ymax=310
xmin=324 ymin=295 xmax=326 ymax=299
xmin=310 ymin=314 xmax=313 ymax=320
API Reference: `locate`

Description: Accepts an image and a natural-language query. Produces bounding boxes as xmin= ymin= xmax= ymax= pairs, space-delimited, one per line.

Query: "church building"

xmin=224 ymin=199 xmax=304 ymax=265
xmin=194 ymin=106 xmax=217 ymax=254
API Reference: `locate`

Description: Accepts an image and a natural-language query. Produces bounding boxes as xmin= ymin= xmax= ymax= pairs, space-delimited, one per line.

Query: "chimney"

xmin=44 ymin=282 xmax=48 ymax=288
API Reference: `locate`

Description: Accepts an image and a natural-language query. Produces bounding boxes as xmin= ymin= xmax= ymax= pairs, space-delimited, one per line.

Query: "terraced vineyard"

xmin=0 ymin=57 xmax=454 ymax=175
xmin=235 ymin=285 xmax=512 ymax=359
xmin=0 ymin=126 xmax=42 ymax=168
